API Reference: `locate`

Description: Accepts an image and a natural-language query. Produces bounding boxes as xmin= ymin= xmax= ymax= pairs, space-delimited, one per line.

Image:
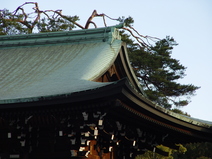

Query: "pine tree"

xmin=121 ymin=18 xmax=200 ymax=109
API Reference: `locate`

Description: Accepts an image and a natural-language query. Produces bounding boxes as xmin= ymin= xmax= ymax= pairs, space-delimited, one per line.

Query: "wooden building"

xmin=0 ymin=24 xmax=212 ymax=159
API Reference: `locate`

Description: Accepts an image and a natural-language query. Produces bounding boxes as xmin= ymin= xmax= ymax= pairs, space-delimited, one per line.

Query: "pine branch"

xmin=10 ymin=2 xmax=84 ymax=32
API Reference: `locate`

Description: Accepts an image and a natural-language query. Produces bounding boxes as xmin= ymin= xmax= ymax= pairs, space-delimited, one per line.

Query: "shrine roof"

xmin=0 ymin=24 xmax=123 ymax=103
xmin=0 ymin=24 xmax=211 ymax=131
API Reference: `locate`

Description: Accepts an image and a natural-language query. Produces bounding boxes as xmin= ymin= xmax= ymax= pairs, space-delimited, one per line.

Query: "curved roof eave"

xmin=113 ymin=42 xmax=212 ymax=131
xmin=119 ymin=78 xmax=212 ymax=132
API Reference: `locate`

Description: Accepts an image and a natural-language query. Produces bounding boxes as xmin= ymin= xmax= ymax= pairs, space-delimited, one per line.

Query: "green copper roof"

xmin=0 ymin=25 xmax=123 ymax=103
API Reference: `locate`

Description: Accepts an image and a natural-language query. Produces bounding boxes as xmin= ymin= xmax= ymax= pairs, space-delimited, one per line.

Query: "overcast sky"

xmin=2 ymin=0 xmax=212 ymax=121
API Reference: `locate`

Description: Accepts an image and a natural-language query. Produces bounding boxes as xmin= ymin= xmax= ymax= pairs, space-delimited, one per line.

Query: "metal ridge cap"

xmin=0 ymin=24 xmax=123 ymax=48
xmin=0 ymin=23 xmax=124 ymax=41
xmin=0 ymin=33 xmax=108 ymax=48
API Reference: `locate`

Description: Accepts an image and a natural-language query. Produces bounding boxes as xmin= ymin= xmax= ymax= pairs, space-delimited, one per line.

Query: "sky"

xmin=2 ymin=0 xmax=212 ymax=121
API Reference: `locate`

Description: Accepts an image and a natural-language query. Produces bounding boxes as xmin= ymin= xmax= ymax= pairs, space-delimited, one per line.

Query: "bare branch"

xmin=3 ymin=18 xmax=32 ymax=31
xmin=86 ymin=21 xmax=97 ymax=28
xmin=129 ymin=26 xmax=161 ymax=41
xmin=136 ymin=74 xmax=152 ymax=91
xmin=13 ymin=2 xmax=36 ymax=15
xmin=41 ymin=9 xmax=84 ymax=29
xmin=85 ymin=10 xmax=104 ymax=29
xmin=122 ymin=27 xmax=149 ymax=48
xmin=83 ymin=10 xmax=161 ymax=50
xmin=12 ymin=2 xmax=41 ymax=32
xmin=104 ymin=14 xmax=120 ymax=21
xmin=31 ymin=2 xmax=41 ymax=29
xmin=102 ymin=16 xmax=107 ymax=27
xmin=84 ymin=10 xmax=121 ymax=29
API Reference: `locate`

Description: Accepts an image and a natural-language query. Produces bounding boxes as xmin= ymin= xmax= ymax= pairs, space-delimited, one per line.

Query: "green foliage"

xmin=123 ymin=16 xmax=134 ymax=27
xmin=171 ymin=108 xmax=190 ymax=117
xmin=176 ymin=144 xmax=187 ymax=154
xmin=0 ymin=9 xmax=31 ymax=35
xmin=196 ymin=157 xmax=211 ymax=159
xmin=121 ymin=19 xmax=200 ymax=109
xmin=135 ymin=150 xmax=173 ymax=159
xmin=0 ymin=8 xmax=79 ymax=35
xmin=135 ymin=144 xmax=187 ymax=159
xmin=135 ymin=151 xmax=173 ymax=159
xmin=36 ymin=15 xmax=79 ymax=33
xmin=172 ymin=142 xmax=212 ymax=159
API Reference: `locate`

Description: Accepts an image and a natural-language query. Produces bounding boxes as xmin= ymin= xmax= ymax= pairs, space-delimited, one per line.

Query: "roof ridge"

xmin=0 ymin=23 xmax=124 ymax=48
